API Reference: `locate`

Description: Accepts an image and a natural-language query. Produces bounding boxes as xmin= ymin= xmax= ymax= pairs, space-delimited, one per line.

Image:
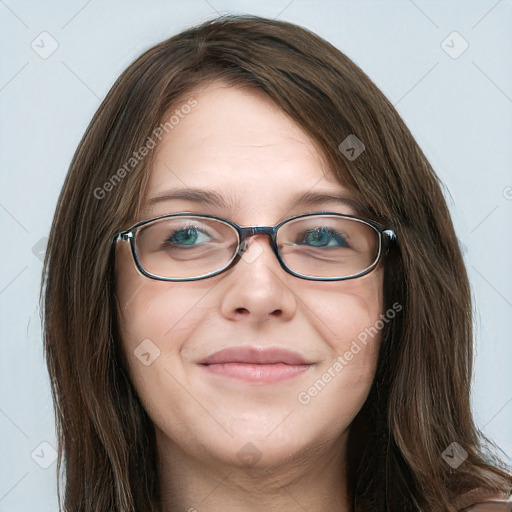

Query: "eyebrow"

xmin=147 ymin=188 xmax=238 ymax=209
xmin=291 ymin=190 xmax=365 ymax=214
xmin=147 ymin=188 xmax=364 ymax=214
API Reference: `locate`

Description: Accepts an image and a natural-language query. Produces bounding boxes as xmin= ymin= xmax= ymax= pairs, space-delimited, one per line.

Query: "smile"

xmin=198 ymin=346 xmax=314 ymax=383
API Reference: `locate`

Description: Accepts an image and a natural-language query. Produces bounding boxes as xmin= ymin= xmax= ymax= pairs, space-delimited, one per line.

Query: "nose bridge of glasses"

xmin=238 ymin=226 xmax=278 ymax=252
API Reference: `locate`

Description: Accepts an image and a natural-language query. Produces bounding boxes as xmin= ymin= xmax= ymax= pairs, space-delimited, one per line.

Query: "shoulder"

xmin=456 ymin=488 xmax=512 ymax=511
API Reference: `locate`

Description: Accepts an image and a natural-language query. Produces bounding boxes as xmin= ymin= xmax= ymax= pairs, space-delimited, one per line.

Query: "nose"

xmin=219 ymin=235 xmax=298 ymax=323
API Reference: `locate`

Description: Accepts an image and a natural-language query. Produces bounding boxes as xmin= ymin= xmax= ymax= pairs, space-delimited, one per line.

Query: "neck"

xmin=157 ymin=429 xmax=350 ymax=512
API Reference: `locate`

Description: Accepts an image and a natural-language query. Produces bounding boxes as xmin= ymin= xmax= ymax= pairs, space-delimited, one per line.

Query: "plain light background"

xmin=1 ymin=1 xmax=511 ymax=509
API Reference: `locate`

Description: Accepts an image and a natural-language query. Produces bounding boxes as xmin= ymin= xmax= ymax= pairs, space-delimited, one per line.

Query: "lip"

xmin=200 ymin=346 xmax=309 ymax=365
xmin=198 ymin=346 xmax=313 ymax=383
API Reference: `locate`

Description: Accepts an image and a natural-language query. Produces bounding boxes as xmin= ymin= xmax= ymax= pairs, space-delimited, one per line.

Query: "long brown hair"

xmin=42 ymin=15 xmax=511 ymax=511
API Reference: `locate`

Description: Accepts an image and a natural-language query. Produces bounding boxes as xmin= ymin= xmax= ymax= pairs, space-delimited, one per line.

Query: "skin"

xmin=115 ymin=82 xmax=385 ymax=512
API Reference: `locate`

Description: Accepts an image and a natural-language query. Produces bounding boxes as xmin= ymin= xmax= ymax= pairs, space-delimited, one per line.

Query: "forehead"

xmin=144 ymin=83 xmax=354 ymax=222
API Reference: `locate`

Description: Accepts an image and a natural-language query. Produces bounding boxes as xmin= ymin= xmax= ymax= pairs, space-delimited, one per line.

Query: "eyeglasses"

xmin=114 ymin=212 xmax=396 ymax=282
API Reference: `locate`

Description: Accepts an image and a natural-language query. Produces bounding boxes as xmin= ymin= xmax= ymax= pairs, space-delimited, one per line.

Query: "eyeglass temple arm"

xmin=113 ymin=232 xmax=133 ymax=243
xmin=382 ymin=229 xmax=396 ymax=254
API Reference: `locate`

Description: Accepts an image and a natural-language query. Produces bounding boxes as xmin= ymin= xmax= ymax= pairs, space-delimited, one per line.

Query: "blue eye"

xmin=166 ymin=226 xmax=211 ymax=246
xmin=301 ymin=227 xmax=348 ymax=248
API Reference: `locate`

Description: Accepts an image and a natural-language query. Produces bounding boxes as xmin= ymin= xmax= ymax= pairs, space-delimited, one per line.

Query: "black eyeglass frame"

xmin=113 ymin=211 xmax=397 ymax=282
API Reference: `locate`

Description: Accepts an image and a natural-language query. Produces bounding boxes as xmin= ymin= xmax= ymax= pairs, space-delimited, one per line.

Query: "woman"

xmin=42 ymin=15 xmax=512 ymax=511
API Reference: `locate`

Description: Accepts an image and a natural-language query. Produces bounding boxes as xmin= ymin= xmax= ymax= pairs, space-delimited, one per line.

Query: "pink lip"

xmin=198 ymin=347 xmax=313 ymax=383
xmin=200 ymin=346 xmax=308 ymax=365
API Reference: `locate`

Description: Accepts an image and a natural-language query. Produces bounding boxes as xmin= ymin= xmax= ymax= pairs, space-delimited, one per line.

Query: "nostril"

xmin=233 ymin=307 xmax=282 ymax=318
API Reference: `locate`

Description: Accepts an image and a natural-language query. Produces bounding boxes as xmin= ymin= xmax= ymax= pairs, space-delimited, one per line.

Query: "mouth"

xmin=198 ymin=346 xmax=314 ymax=383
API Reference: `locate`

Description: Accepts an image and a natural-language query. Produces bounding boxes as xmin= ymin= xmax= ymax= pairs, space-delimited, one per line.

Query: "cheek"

xmin=295 ymin=272 xmax=384 ymax=413
xmin=118 ymin=282 xmax=192 ymax=342
xmin=303 ymin=270 xmax=384 ymax=348
xmin=114 ymin=251 xmax=217 ymax=431
xmin=115 ymin=243 xmax=209 ymax=344
xmin=114 ymin=245 xmax=212 ymax=393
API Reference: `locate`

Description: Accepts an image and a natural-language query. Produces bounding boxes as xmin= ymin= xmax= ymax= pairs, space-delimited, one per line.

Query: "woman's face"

xmin=115 ymin=82 xmax=384 ymax=473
